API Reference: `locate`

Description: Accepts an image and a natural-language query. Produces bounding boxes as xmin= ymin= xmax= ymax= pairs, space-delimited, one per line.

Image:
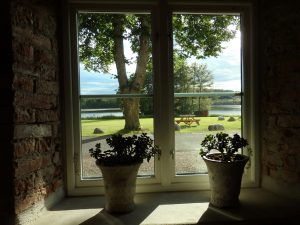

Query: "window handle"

xmin=170 ymin=149 xmax=175 ymax=159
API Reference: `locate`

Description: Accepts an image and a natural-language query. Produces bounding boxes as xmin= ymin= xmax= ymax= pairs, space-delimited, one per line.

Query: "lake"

xmin=209 ymin=105 xmax=241 ymax=116
xmin=81 ymin=105 xmax=241 ymax=118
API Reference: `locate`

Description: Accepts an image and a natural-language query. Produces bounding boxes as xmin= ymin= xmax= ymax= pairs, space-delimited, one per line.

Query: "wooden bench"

xmin=175 ymin=115 xmax=200 ymax=126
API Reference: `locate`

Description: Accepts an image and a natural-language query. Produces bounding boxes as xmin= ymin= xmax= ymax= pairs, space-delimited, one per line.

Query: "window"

xmin=64 ymin=1 xmax=258 ymax=195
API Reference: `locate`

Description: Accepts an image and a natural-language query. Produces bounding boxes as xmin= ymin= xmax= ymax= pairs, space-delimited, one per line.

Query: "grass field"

xmin=81 ymin=116 xmax=241 ymax=137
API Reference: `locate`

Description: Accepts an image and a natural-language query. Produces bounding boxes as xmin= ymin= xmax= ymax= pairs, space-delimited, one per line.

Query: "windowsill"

xmin=32 ymin=188 xmax=298 ymax=225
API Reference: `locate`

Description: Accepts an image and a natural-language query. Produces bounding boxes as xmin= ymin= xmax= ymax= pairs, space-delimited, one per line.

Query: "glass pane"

xmin=172 ymin=13 xmax=242 ymax=175
xmin=78 ymin=12 xmax=154 ymax=179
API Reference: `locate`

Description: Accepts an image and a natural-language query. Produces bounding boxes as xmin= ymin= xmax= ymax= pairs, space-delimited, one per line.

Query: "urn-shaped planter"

xmin=203 ymin=154 xmax=249 ymax=208
xmin=97 ymin=162 xmax=141 ymax=213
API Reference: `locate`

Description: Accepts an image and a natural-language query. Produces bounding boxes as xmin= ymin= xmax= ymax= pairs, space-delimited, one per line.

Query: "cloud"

xmin=79 ymin=65 xmax=119 ymax=94
xmin=202 ymin=32 xmax=241 ymax=91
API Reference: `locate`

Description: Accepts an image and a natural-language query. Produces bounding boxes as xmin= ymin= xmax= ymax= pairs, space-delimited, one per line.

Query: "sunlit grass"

xmin=81 ymin=116 xmax=241 ymax=137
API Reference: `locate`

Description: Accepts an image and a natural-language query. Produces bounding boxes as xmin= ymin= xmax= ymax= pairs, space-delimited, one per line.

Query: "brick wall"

xmin=260 ymin=1 xmax=300 ymax=199
xmin=9 ymin=0 xmax=64 ymax=223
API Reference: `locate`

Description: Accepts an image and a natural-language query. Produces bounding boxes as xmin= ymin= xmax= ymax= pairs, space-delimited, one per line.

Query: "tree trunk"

xmin=112 ymin=15 xmax=150 ymax=131
xmin=123 ymin=98 xmax=141 ymax=130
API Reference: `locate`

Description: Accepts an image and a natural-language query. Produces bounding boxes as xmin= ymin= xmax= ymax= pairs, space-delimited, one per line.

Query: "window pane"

xmin=77 ymin=12 xmax=154 ymax=179
xmin=172 ymin=13 xmax=242 ymax=175
xmin=80 ymin=97 xmax=154 ymax=178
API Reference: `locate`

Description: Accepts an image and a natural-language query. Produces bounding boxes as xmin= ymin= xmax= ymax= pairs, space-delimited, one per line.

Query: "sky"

xmin=79 ymin=32 xmax=241 ymax=95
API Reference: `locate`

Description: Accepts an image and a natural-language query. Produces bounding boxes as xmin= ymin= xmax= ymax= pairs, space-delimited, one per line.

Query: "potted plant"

xmin=89 ymin=133 xmax=160 ymax=213
xmin=200 ymin=132 xmax=249 ymax=208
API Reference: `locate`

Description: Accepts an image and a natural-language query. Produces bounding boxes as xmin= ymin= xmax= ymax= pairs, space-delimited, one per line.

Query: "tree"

xmin=190 ymin=63 xmax=213 ymax=113
xmin=173 ymin=57 xmax=214 ymax=115
xmin=78 ymin=13 xmax=239 ymax=130
xmin=173 ymin=56 xmax=193 ymax=115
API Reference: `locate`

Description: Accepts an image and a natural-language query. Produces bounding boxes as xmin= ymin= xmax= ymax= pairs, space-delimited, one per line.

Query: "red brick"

xmin=14 ymin=124 xmax=52 ymax=139
xmin=36 ymin=80 xmax=59 ymax=95
xmin=34 ymin=49 xmax=56 ymax=65
xmin=33 ymin=94 xmax=57 ymax=109
xmin=35 ymin=138 xmax=53 ymax=153
xmin=32 ymin=35 xmax=52 ymax=50
xmin=40 ymin=66 xmax=56 ymax=81
xmin=14 ymin=153 xmax=52 ymax=177
xmin=13 ymin=74 xmax=34 ymax=93
xmin=14 ymin=107 xmax=35 ymax=123
xmin=14 ymin=92 xmax=57 ymax=109
xmin=14 ymin=138 xmax=36 ymax=158
xmin=36 ymin=109 xmax=59 ymax=122
xmin=12 ymin=62 xmax=39 ymax=77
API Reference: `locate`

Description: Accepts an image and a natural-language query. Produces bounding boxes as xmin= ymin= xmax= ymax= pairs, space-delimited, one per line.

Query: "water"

xmin=209 ymin=105 xmax=241 ymax=116
xmin=81 ymin=111 xmax=123 ymax=118
xmin=81 ymin=105 xmax=241 ymax=118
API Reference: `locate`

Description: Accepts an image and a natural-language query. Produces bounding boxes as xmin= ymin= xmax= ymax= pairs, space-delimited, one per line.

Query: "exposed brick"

xmin=32 ymin=35 xmax=52 ymax=50
xmin=36 ymin=80 xmax=59 ymax=95
xmin=52 ymin=122 xmax=61 ymax=137
xmin=12 ymin=74 xmax=34 ymax=92
xmin=14 ymin=153 xmax=52 ymax=177
xmin=14 ymin=92 xmax=57 ymax=109
xmin=14 ymin=124 xmax=52 ymax=139
xmin=40 ymin=66 xmax=56 ymax=81
xmin=35 ymin=138 xmax=53 ymax=153
xmin=32 ymin=94 xmax=57 ymax=109
xmin=52 ymin=151 xmax=61 ymax=165
xmin=36 ymin=109 xmax=59 ymax=122
xmin=15 ymin=192 xmax=43 ymax=214
xmin=261 ymin=2 xmax=300 ymax=186
xmin=14 ymin=138 xmax=36 ymax=158
xmin=34 ymin=11 xmax=57 ymax=37
xmin=10 ymin=0 xmax=63 ymax=218
xmin=14 ymin=175 xmax=35 ymax=196
xmin=11 ymin=4 xmax=34 ymax=27
xmin=14 ymin=107 xmax=35 ymax=123
xmin=34 ymin=49 xmax=56 ymax=65
xmin=12 ymin=41 xmax=34 ymax=62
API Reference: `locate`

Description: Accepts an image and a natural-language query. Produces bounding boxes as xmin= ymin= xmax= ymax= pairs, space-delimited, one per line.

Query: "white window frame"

xmin=63 ymin=0 xmax=259 ymax=196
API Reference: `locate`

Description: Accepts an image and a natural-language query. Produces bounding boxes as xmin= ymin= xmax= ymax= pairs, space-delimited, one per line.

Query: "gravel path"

xmin=81 ymin=133 xmax=212 ymax=178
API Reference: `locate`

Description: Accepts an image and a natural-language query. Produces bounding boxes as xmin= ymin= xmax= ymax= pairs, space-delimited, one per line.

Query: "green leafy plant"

xmin=89 ymin=133 xmax=161 ymax=166
xmin=200 ymin=132 xmax=248 ymax=162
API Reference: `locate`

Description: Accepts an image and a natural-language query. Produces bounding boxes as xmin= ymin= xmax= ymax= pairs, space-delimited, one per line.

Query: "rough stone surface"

xmin=9 ymin=0 xmax=64 ymax=221
xmin=93 ymin=128 xmax=104 ymax=134
xmin=227 ymin=116 xmax=236 ymax=122
xmin=208 ymin=124 xmax=224 ymax=131
xmin=218 ymin=116 xmax=225 ymax=121
xmin=260 ymin=1 xmax=300 ymax=191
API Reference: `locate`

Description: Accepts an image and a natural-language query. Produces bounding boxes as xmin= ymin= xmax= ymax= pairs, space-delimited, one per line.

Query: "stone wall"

xmin=260 ymin=1 xmax=300 ymax=199
xmin=9 ymin=0 xmax=64 ymax=224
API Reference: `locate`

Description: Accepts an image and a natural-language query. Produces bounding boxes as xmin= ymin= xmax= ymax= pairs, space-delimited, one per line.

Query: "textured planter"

xmin=203 ymin=154 xmax=249 ymax=208
xmin=97 ymin=162 xmax=141 ymax=213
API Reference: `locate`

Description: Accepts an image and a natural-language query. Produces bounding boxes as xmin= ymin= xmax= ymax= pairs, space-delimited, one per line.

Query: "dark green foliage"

xmin=200 ymin=132 xmax=248 ymax=162
xmin=80 ymin=98 xmax=119 ymax=109
xmin=89 ymin=133 xmax=161 ymax=166
xmin=173 ymin=14 xmax=239 ymax=59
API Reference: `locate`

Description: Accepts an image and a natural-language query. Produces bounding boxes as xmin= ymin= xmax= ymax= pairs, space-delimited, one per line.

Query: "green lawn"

xmin=81 ymin=116 xmax=241 ymax=137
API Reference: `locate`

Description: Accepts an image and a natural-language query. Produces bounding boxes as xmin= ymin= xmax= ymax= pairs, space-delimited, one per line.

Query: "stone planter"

xmin=203 ymin=154 xmax=249 ymax=208
xmin=96 ymin=162 xmax=141 ymax=213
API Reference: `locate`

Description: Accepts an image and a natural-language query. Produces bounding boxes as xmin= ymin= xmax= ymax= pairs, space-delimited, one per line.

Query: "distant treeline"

xmin=80 ymin=90 xmax=241 ymax=113
xmin=81 ymin=98 xmax=119 ymax=109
